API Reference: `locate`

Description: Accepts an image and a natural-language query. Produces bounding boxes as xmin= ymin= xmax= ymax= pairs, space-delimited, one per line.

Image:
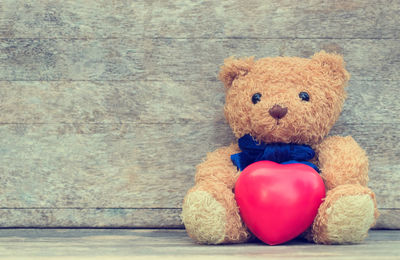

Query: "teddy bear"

xmin=181 ymin=51 xmax=379 ymax=245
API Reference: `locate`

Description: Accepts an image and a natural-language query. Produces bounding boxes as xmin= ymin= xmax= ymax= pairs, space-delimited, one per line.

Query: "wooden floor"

xmin=0 ymin=229 xmax=397 ymax=259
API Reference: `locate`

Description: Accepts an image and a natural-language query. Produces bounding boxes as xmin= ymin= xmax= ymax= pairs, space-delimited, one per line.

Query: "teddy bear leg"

xmin=311 ymin=184 xmax=379 ymax=244
xmin=181 ymin=182 xmax=250 ymax=244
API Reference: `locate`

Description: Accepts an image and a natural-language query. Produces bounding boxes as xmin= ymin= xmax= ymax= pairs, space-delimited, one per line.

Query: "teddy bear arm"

xmin=317 ymin=136 xmax=369 ymax=190
xmin=194 ymin=143 xmax=240 ymax=190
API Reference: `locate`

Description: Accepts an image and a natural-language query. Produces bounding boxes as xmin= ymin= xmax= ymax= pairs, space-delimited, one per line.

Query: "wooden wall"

xmin=0 ymin=0 xmax=399 ymax=228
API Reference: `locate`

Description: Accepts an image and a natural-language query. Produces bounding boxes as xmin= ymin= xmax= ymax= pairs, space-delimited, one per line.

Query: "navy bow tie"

xmin=231 ymin=134 xmax=319 ymax=172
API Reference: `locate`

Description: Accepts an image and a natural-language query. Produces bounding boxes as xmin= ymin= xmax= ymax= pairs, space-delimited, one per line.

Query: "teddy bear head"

xmin=219 ymin=51 xmax=350 ymax=145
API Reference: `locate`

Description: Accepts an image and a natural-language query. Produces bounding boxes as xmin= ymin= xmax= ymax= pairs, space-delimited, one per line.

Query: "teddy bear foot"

xmin=181 ymin=187 xmax=250 ymax=244
xmin=311 ymin=184 xmax=378 ymax=244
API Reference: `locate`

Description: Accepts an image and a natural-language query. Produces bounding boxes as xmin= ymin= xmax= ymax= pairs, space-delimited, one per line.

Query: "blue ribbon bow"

xmin=231 ymin=134 xmax=319 ymax=172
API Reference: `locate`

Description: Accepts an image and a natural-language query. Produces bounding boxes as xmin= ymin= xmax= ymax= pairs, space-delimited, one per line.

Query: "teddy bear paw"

xmin=312 ymin=185 xmax=377 ymax=244
xmin=181 ymin=190 xmax=228 ymax=244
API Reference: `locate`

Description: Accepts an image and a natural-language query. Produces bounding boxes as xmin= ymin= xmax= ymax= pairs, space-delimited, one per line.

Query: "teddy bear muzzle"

xmin=268 ymin=104 xmax=288 ymax=120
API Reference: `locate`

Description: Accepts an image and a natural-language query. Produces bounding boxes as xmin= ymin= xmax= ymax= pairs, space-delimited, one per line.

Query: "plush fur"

xmin=181 ymin=51 xmax=379 ymax=245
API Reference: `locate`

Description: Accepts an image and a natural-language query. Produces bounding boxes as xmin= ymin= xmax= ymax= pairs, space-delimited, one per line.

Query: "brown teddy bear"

xmin=181 ymin=51 xmax=379 ymax=245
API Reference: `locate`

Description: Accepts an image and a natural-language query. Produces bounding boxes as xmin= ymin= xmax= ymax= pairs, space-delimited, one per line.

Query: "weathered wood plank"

xmin=0 ymin=123 xmax=209 ymax=208
xmin=0 ymin=38 xmax=146 ymax=81
xmin=0 ymin=209 xmax=182 ymax=228
xmin=0 ymin=208 xmax=397 ymax=229
xmin=0 ymin=39 xmax=399 ymax=81
xmin=143 ymin=38 xmax=400 ymax=81
xmin=146 ymin=0 xmax=400 ymax=39
xmin=0 ymin=0 xmax=398 ymax=39
xmin=0 ymin=80 xmax=398 ymax=125
xmin=0 ymin=0 xmax=146 ymax=38
xmin=366 ymin=166 xmax=400 ymax=210
xmin=0 ymin=80 xmax=226 ymax=124
xmin=0 ymin=123 xmax=398 ymax=208
xmin=0 ymin=229 xmax=398 ymax=259
xmin=375 ymin=210 xmax=400 ymax=229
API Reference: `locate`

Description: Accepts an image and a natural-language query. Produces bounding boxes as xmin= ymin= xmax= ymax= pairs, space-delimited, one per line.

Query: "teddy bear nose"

xmin=269 ymin=104 xmax=288 ymax=119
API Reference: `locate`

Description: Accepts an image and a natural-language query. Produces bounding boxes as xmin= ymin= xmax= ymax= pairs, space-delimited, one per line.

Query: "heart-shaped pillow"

xmin=235 ymin=161 xmax=325 ymax=245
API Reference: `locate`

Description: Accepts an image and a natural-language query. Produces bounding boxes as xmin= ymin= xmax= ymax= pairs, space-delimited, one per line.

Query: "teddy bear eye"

xmin=299 ymin=92 xmax=310 ymax=102
xmin=252 ymin=93 xmax=262 ymax=104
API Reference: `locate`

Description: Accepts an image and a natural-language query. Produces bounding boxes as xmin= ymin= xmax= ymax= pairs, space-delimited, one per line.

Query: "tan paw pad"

xmin=181 ymin=190 xmax=227 ymax=244
xmin=325 ymin=194 xmax=375 ymax=244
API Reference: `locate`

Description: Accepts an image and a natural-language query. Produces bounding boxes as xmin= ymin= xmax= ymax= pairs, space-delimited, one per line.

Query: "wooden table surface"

xmin=0 ymin=229 xmax=398 ymax=259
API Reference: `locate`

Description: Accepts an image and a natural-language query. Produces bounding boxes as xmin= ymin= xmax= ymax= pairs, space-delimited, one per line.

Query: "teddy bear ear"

xmin=310 ymin=51 xmax=350 ymax=87
xmin=218 ymin=56 xmax=255 ymax=89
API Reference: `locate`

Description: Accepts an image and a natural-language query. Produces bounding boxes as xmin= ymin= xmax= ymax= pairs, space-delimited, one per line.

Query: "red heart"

xmin=235 ymin=161 xmax=325 ymax=245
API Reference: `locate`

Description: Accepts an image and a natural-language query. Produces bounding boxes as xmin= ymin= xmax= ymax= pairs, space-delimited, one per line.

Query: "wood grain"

xmin=0 ymin=123 xmax=398 ymax=208
xmin=0 ymin=39 xmax=399 ymax=81
xmin=374 ymin=210 xmax=400 ymax=229
xmin=0 ymin=0 xmax=147 ymax=39
xmin=0 ymin=80 xmax=398 ymax=125
xmin=0 ymin=0 xmax=399 ymax=229
xmin=0 ymin=0 xmax=398 ymax=39
xmin=0 ymin=80 xmax=226 ymax=124
xmin=0 ymin=229 xmax=398 ymax=259
xmin=0 ymin=209 xmax=182 ymax=228
xmin=0 ymin=208 xmax=397 ymax=229
xmin=144 ymin=0 xmax=400 ymax=39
